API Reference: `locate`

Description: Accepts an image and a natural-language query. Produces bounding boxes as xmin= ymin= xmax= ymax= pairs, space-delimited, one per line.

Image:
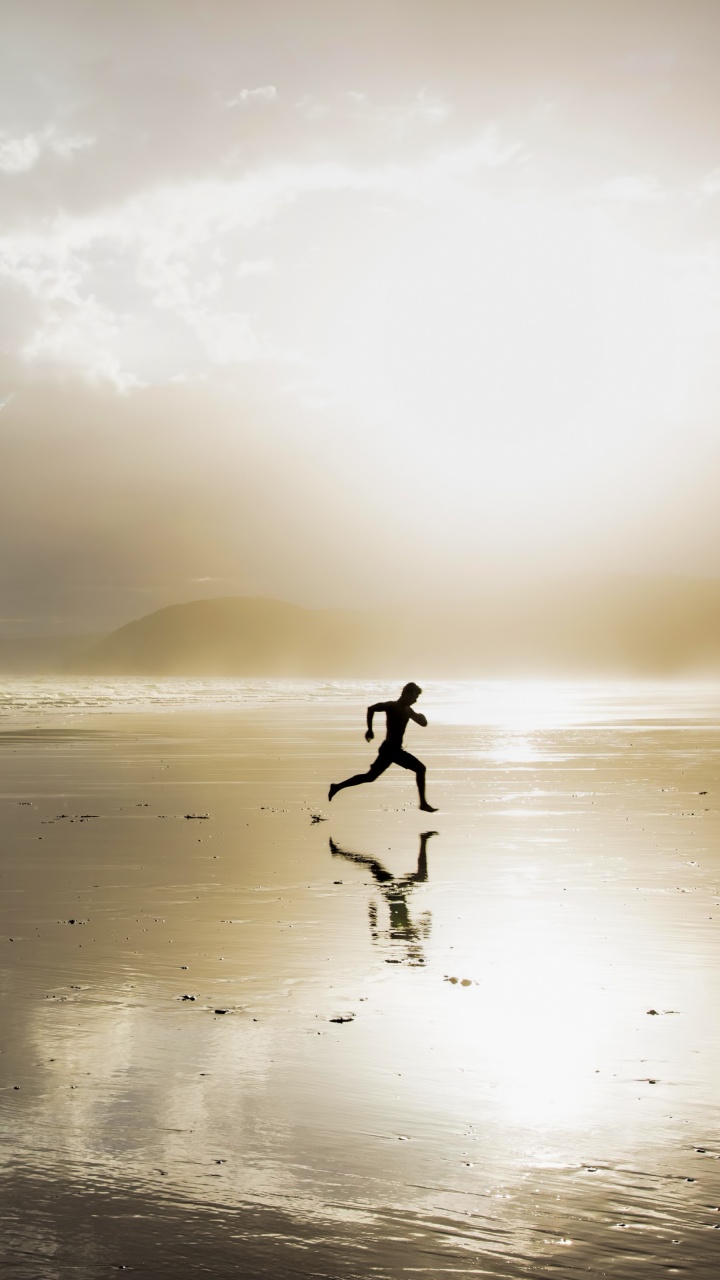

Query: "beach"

xmin=1 ymin=678 xmax=719 ymax=1278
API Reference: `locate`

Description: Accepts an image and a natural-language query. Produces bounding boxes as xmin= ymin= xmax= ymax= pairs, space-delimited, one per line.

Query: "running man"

xmin=328 ymin=682 xmax=437 ymax=812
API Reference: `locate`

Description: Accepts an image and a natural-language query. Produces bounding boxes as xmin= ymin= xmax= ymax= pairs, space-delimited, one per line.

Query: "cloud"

xmin=424 ymin=126 xmax=523 ymax=176
xmin=0 ymin=129 xmax=522 ymax=387
xmin=590 ymin=174 xmax=666 ymax=203
xmin=182 ymin=308 xmax=263 ymax=364
xmin=226 ymin=86 xmax=277 ymax=107
xmin=0 ymin=124 xmax=94 ymax=174
xmin=236 ymin=259 xmax=273 ymax=279
xmin=294 ymin=95 xmax=331 ymax=122
xmin=346 ymin=89 xmax=451 ymax=133
xmin=20 ymin=297 xmax=140 ymax=391
xmin=698 ymin=168 xmax=720 ymax=198
xmin=612 ymin=49 xmax=677 ymax=74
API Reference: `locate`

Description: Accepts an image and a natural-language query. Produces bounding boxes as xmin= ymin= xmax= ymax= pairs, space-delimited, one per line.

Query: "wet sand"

xmin=1 ymin=681 xmax=719 ymax=1277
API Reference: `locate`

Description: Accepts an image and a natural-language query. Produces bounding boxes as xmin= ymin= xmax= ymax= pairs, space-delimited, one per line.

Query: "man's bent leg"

xmin=329 ymin=750 xmax=390 ymax=801
xmin=396 ymin=750 xmax=438 ymax=812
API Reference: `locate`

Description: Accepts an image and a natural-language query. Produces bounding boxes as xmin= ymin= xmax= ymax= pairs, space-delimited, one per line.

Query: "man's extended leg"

xmin=329 ymin=749 xmax=390 ymax=801
xmin=396 ymin=749 xmax=438 ymax=812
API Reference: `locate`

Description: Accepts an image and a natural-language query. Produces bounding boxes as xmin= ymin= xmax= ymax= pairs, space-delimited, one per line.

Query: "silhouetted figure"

xmin=330 ymin=831 xmax=436 ymax=966
xmin=328 ymin=682 xmax=437 ymax=811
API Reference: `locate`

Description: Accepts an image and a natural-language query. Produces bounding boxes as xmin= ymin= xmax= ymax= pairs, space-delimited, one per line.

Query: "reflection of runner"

xmin=328 ymin=682 xmax=437 ymax=812
xmin=329 ymin=832 xmax=436 ymax=966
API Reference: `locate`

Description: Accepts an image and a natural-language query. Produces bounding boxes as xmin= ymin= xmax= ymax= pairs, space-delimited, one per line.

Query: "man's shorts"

xmin=369 ymin=742 xmax=423 ymax=777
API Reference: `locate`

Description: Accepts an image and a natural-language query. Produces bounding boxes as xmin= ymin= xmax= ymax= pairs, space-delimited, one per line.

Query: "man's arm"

xmin=366 ymin=702 xmax=386 ymax=741
xmin=409 ymin=708 xmax=427 ymax=727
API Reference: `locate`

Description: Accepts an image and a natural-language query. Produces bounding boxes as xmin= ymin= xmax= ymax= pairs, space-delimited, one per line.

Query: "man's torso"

xmin=381 ymin=701 xmax=409 ymax=750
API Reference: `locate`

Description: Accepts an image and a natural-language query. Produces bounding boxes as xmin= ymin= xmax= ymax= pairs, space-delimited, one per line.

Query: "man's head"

xmin=400 ymin=681 xmax=422 ymax=705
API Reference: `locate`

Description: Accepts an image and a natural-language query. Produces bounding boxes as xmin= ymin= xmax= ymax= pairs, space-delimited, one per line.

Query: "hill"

xmin=70 ymin=578 xmax=720 ymax=677
xmin=71 ymin=597 xmax=382 ymax=676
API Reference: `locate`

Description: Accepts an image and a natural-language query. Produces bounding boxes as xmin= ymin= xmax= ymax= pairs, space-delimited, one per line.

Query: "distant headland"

xmin=3 ymin=575 xmax=718 ymax=677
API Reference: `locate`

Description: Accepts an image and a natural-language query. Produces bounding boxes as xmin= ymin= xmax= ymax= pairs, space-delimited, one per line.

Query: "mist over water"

xmin=1 ymin=678 xmax=719 ymax=1277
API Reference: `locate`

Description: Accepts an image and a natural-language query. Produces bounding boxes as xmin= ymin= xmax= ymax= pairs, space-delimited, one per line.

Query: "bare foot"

xmin=328 ymin=783 xmax=337 ymax=802
xmin=419 ymin=801 xmax=438 ymax=812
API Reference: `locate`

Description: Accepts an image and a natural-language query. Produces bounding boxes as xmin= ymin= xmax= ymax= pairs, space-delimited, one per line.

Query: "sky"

xmin=2 ymin=0 xmax=720 ymax=634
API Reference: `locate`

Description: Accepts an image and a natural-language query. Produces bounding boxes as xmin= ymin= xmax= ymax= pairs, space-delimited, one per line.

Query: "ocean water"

xmin=1 ymin=678 xmax=719 ymax=1277
xmin=2 ymin=673 xmax=720 ymax=724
